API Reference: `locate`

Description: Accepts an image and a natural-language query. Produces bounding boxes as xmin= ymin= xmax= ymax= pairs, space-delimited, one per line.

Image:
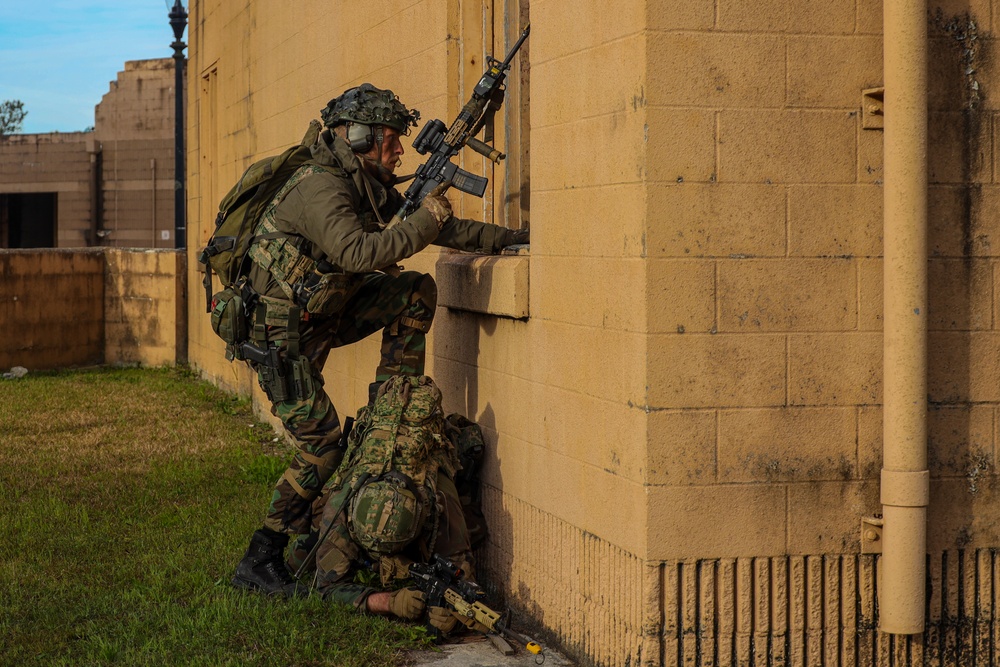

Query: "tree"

xmin=0 ymin=100 xmax=27 ymax=136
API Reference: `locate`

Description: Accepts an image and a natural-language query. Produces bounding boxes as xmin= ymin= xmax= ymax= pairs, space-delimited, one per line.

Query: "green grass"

xmin=0 ymin=366 xmax=431 ymax=666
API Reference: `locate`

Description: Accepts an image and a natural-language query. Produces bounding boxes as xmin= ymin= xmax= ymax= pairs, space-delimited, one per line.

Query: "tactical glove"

xmin=388 ymin=587 xmax=427 ymax=620
xmin=501 ymin=227 xmax=529 ymax=247
xmin=428 ymin=605 xmax=460 ymax=634
xmin=421 ymin=182 xmax=453 ymax=230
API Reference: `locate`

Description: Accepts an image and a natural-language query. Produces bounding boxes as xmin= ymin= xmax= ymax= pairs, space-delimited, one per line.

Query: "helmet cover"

xmin=321 ymin=83 xmax=420 ymax=135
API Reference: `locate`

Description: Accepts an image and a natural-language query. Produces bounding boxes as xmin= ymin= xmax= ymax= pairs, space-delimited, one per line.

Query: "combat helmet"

xmin=321 ymin=83 xmax=420 ymax=135
xmin=348 ymin=471 xmax=430 ymax=557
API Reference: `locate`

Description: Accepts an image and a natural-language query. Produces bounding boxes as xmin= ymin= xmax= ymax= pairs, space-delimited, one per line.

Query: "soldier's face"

xmin=368 ymin=126 xmax=404 ymax=173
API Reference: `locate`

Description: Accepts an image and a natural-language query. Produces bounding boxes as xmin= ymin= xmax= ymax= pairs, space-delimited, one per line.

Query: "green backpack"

xmin=197 ymin=121 xmax=321 ymax=310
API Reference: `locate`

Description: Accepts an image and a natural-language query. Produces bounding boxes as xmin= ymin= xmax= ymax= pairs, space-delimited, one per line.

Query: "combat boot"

xmin=232 ymin=528 xmax=308 ymax=597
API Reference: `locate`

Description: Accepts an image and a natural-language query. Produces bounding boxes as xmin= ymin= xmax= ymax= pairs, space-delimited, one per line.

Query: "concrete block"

xmin=534 ymin=383 xmax=647 ymax=483
xmin=532 ymin=35 xmax=645 ymax=127
xmin=788 ymin=37 xmax=883 ymax=109
xmin=928 ymin=405 xmax=994 ymax=477
xmin=492 ymin=434 xmax=647 ymax=557
xmin=532 ymin=256 xmax=646 ymax=330
xmin=718 ymin=0 xmax=854 ymax=33
xmin=436 ymin=254 xmax=529 ymax=319
xmin=930 ymin=332 xmax=1000 ymax=402
xmin=535 ymin=321 xmax=647 ymax=405
xmin=647 ymin=33 xmax=785 ymax=108
xmin=647 ymin=410 xmax=718 ymax=485
xmin=647 ymin=108 xmax=717 ymax=184
xmin=647 ymin=260 xmax=716 ymax=334
xmin=531 ymin=184 xmax=646 ymax=259
xmin=929 ymin=185 xmax=969 ymax=257
xmin=789 ymin=333 xmax=882 ymax=406
xmin=648 ymin=334 xmax=786 ymax=409
xmin=647 ymin=485 xmax=788 ymax=559
xmin=788 ymin=185 xmax=882 ymax=258
xmin=858 ymin=259 xmax=884 ymax=331
xmin=532 ymin=112 xmax=646 ymax=190
xmin=928 ymin=258 xmax=992 ymax=330
xmin=648 ymin=0 xmax=715 ymax=29
xmin=930 ymin=111 xmax=992 ymax=185
xmin=719 ymin=407 xmax=857 ymax=483
xmin=787 ymin=481 xmax=881 ymax=554
xmin=857 ymin=120 xmax=884 ymax=184
xmin=647 ymin=183 xmax=786 ymax=258
xmin=858 ymin=406 xmax=882 ymax=479
xmin=719 ymin=110 xmax=857 ymax=184
xmin=927 ymin=477 xmax=1000 ymax=552
xmin=532 ymin=0 xmax=645 ymax=61
xmin=719 ymin=258 xmax=857 ymax=332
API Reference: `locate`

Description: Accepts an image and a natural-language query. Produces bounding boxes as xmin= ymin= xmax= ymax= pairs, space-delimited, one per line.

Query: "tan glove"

xmin=421 ymin=181 xmax=453 ymax=229
xmin=428 ymin=605 xmax=459 ymax=634
xmin=388 ymin=587 xmax=427 ymax=620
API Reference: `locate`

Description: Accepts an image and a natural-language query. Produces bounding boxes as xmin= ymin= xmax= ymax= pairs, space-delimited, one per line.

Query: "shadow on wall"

xmin=924 ymin=11 xmax=992 ymax=551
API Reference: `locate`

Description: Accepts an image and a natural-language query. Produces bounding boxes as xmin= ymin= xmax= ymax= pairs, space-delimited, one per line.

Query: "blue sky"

xmin=0 ymin=1 xmax=183 ymax=134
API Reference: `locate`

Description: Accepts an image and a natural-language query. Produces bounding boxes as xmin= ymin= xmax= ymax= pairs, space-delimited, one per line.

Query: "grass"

xmin=0 ymin=366 xmax=432 ymax=666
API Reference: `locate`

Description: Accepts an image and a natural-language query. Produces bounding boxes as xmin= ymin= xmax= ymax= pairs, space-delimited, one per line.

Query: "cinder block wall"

xmin=94 ymin=59 xmax=180 ymax=249
xmin=640 ymin=0 xmax=1000 ymax=665
xmin=0 ymin=133 xmax=93 ymax=247
xmin=0 ymin=249 xmax=184 ymax=372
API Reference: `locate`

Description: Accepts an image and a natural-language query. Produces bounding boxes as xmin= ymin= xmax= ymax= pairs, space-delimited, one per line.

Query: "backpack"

xmin=443 ymin=414 xmax=489 ymax=550
xmin=197 ymin=121 xmax=322 ymax=311
xmin=333 ymin=376 xmax=461 ymax=558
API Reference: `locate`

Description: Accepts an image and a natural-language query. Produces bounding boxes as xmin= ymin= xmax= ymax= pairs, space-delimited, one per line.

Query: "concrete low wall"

xmin=0 ymin=248 xmax=185 ymax=372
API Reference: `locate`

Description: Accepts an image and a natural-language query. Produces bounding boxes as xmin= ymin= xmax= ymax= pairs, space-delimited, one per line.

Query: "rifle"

xmin=409 ymin=554 xmax=545 ymax=662
xmin=392 ymin=24 xmax=530 ymax=222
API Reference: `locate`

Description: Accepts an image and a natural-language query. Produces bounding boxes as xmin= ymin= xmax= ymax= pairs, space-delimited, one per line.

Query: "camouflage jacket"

xmin=246 ymin=126 xmax=517 ymax=304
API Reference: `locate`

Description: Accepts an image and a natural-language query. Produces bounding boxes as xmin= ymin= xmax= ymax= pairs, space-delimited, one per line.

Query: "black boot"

xmin=232 ymin=528 xmax=307 ymax=597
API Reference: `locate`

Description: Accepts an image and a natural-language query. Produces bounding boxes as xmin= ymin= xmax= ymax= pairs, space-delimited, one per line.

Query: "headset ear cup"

xmin=348 ymin=123 xmax=374 ymax=152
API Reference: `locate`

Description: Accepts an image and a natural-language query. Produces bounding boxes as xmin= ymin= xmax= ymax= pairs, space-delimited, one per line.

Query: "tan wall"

xmin=95 ymin=59 xmax=180 ymax=249
xmin=0 ymin=59 xmax=178 ymax=250
xmin=0 ymin=133 xmax=94 ymax=247
xmin=0 ymin=249 xmax=184 ymax=372
xmin=185 ymin=0 xmax=1000 ymax=665
xmin=0 ymin=249 xmax=105 ymax=369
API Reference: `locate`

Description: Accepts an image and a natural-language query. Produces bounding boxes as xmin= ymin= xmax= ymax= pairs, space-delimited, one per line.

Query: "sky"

xmin=0 ymin=0 xmax=184 ymax=134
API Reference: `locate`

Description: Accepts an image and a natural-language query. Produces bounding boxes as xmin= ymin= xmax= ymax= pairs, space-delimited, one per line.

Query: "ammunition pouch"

xmin=293 ymin=265 xmax=360 ymax=317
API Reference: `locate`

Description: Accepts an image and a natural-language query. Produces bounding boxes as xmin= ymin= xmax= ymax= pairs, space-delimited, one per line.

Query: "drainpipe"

xmin=880 ymin=0 xmax=929 ymax=635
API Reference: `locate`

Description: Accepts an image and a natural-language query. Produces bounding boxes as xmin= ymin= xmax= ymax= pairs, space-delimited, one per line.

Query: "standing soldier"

xmin=230 ymin=84 xmax=526 ymax=596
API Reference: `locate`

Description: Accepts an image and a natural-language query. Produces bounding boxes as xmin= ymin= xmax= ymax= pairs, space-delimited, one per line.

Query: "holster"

xmin=246 ymin=301 xmax=314 ymax=404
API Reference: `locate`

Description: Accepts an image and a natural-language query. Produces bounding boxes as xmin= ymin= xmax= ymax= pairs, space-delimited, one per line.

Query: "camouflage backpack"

xmin=198 ymin=121 xmax=322 ymax=308
xmin=337 ymin=375 xmax=460 ymax=557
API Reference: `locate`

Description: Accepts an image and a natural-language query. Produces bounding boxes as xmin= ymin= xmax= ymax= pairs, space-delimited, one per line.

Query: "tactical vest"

xmin=246 ymin=163 xmax=367 ymax=322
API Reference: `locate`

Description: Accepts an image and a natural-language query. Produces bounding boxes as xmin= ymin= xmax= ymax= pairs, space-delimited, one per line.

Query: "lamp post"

xmin=169 ymin=0 xmax=187 ymax=249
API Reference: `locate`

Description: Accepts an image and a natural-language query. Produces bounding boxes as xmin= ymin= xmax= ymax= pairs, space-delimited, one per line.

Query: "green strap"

xmin=286 ymin=306 xmax=301 ymax=359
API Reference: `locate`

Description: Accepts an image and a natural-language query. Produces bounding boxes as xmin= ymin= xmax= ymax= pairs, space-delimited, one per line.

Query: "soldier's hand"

xmin=502 ymin=227 xmax=529 ymax=247
xmin=428 ymin=605 xmax=459 ymax=634
xmin=388 ymin=587 xmax=427 ymax=620
xmin=421 ymin=181 xmax=453 ymax=230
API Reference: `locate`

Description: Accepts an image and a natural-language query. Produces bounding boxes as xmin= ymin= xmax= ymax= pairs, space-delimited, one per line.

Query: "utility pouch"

xmin=210 ymin=287 xmax=248 ymax=346
xmin=294 ymin=268 xmax=359 ymax=317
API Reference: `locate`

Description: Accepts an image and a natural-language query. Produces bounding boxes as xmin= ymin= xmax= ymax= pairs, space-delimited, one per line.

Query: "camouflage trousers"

xmin=306 ymin=471 xmax=474 ymax=608
xmin=253 ymin=270 xmax=438 ymax=535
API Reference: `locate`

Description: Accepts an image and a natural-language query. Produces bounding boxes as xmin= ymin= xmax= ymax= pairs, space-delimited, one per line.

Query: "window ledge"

xmin=436 ymin=246 xmax=529 ymax=319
